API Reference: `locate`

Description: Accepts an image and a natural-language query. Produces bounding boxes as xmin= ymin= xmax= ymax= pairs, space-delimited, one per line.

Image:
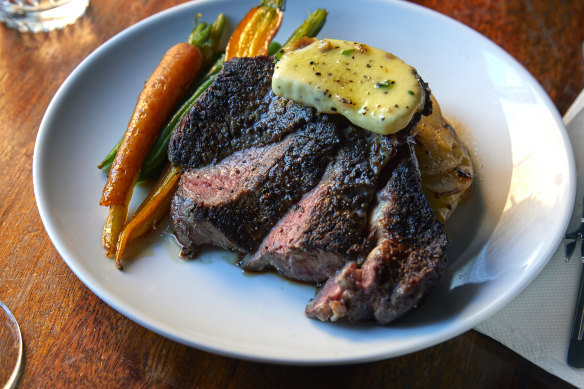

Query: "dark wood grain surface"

xmin=1 ymin=0 xmax=583 ymax=387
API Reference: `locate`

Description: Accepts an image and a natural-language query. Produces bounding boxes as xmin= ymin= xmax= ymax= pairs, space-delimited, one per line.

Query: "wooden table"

xmin=1 ymin=0 xmax=582 ymax=387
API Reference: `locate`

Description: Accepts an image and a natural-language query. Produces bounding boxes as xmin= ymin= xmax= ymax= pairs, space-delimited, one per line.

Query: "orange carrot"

xmin=100 ymin=42 xmax=203 ymax=256
xmin=103 ymin=203 xmax=131 ymax=257
xmin=101 ymin=42 xmax=202 ymax=207
xmin=114 ymin=164 xmax=182 ymax=269
xmin=225 ymin=0 xmax=284 ymax=60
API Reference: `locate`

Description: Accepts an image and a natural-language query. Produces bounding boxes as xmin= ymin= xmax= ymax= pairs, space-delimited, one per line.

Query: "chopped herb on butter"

xmin=375 ymin=80 xmax=395 ymax=89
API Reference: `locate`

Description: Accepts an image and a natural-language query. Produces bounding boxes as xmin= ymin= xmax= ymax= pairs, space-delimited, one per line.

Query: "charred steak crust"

xmin=305 ymin=143 xmax=450 ymax=324
xmin=168 ymin=56 xmax=320 ymax=169
xmin=168 ymin=55 xmax=448 ymax=324
xmin=170 ymin=122 xmax=340 ymax=256
xmin=240 ymin=127 xmax=400 ymax=282
xmin=294 ymin=129 xmax=395 ymax=254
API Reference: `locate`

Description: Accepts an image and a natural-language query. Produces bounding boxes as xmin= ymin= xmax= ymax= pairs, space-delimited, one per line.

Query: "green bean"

xmin=97 ymin=12 xmax=225 ymax=176
xmin=268 ymin=41 xmax=282 ymax=56
xmin=274 ymin=9 xmax=328 ymax=61
xmin=97 ymin=138 xmax=121 ymax=169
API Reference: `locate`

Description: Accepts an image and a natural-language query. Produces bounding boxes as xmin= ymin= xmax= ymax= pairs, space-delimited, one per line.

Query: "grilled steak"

xmin=240 ymin=127 xmax=400 ymax=282
xmin=169 ymin=56 xmax=322 ymax=169
xmin=305 ymin=144 xmax=449 ymax=323
xmin=168 ymin=55 xmax=445 ymax=325
xmin=171 ymin=117 xmax=339 ymax=256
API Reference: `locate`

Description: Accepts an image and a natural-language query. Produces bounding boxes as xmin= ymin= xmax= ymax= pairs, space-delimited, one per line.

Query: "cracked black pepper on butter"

xmin=272 ymin=38 xmax=426 ymax=135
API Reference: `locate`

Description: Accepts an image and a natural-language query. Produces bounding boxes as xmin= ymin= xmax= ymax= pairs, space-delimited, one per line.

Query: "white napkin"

xmin=475 ymin=88 xmax=584 ymax=388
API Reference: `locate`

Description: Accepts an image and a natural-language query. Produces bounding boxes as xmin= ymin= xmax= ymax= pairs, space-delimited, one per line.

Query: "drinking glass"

xmin=0 ymin=0 xmax=89 ymax=33
xmin=0 ymin=300 xmax=22 ymax=389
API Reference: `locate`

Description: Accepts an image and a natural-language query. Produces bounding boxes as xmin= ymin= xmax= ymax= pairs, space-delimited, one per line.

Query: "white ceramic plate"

xmin=33 ymin=0 xmax=576 ymax=364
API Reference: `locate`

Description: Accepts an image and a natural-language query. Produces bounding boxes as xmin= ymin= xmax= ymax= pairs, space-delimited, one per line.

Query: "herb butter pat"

xmin=272 ymin=38 xmax=426 ymax=135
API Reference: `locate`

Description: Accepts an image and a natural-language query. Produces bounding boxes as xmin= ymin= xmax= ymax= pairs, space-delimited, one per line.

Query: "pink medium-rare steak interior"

xmin=171 ymin=123 xmax=339 ymax=257
xmin=240 ymin=127 xmax=400 ymax=283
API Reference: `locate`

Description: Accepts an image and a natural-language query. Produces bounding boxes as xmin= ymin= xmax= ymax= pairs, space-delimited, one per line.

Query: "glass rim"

xmin=0 ymin=300 xmax=22 ymax=389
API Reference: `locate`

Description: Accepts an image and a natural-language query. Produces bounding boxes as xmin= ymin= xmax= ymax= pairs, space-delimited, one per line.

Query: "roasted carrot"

xmin=114 ymin=164 xmax=182 ymax=269
xmin=100 ymin=42 xmax=203 ymax=256
xmin=101 ymin=43 xmax=202 ymax=207
xmin=139 ymin=55 xmax=225 ymax=180
xmin=225 ymin=0 xmax=284 ymax=60
xmin=103 ymin=204 xmax=130 ymax=257
xmin=97 ymin=14 xmax=226 ymax=180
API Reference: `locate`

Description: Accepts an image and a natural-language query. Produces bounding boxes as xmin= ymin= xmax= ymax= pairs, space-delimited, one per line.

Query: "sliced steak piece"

xmin=169 ymin=56 xmax=322 ymax=169
xmin=240 ymin=127 xmax=400 ymax=283
xmin=305 ymin=143 xmax=449 ymax=324
xmin=170 ymin=123 xmax=339 ymax=257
